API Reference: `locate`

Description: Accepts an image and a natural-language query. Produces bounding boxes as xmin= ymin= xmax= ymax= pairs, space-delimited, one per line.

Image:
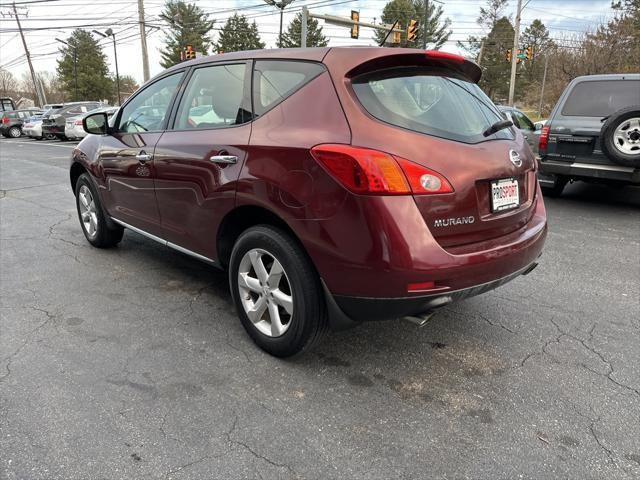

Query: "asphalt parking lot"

xmin=1 ymin=136 xmax=639 ymax=480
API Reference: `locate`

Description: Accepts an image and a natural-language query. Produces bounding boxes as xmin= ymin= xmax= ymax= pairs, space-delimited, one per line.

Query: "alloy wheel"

xmin=237 ymin=248 xmax=294 ymax=337
xmin=9 ymin=127 xmax=21 ymax=138
xmin=613 ymin=117 xmax=640 ymax=155
xmin=78 ymin=185 xmax=98 ymax=239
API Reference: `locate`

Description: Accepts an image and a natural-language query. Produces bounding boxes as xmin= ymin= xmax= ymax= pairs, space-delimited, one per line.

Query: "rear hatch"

xmin=343 ymin=54 xmax=537 ymax=249
xmin=544 ymin=78 xmax=640 ymax=165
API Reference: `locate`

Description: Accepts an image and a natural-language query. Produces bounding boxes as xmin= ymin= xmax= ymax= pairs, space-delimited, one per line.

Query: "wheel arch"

xmin=70 ymin=161 xmax=88 ymax=195
xmin=216 ymin=204 xmax=303 ymax=269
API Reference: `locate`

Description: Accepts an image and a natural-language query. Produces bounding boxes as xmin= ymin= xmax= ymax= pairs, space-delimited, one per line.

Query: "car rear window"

xmin=561 ymin=80 xmax=640 ymax=117
xmin=352 ymin=66 xmax=512 ymax=144
xmin=253 ymin=60 xmax=325 ymax=117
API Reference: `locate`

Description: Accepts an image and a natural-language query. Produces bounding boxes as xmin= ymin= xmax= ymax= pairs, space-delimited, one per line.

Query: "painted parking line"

xmin=2 ymin=139 xmax=77 ymax=148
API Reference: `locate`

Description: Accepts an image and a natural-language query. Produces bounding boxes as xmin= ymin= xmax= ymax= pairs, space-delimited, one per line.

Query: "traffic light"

xmin=350 ymin=10 xmax=359 ymax=39
xmin=392 ymin=30 xmax=402 ymax=44
xmin=525 ymin=45 xmax=534 ymax=60
xmin=407 ymin=19 xmax=418 ymax=42
xmin=184 ymin=44 xmax=195 ymax=60
xmin=506 ymin=49 xmax=512 ymax=62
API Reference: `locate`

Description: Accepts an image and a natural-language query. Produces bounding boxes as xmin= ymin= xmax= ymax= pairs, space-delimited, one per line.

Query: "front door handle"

xmin=210 ymin=155 xmax=238 ymax=164
xmin=136 ymin=151 xmax=152 ymax=163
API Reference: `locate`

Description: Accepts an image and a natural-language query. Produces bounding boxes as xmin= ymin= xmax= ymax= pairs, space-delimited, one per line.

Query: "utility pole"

xmin=422 ymin=0 xmax=429 ymax=49
xmin=477 ymin=39 xmax=485 ymax=66
xmin=12 ymin=3 xmax=44 ymax=107
xmin=508 ymin=0 xmax=522 ymax=106
xmin=538 ymin=55 xmax=549 ymax=117
xmin=138 ymin=0 xmax=150 ymax=82
xmin=301 ymin=6 xmax=308 ymax=48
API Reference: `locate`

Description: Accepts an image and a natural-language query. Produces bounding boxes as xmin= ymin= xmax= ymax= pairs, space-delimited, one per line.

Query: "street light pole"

xmin=264 ymin=0 xmax=294 ymax=47
xmin=94 ymin=29 xmax=121 ymax=105
xmin=55 ymin=38 xmax=77 ymax=101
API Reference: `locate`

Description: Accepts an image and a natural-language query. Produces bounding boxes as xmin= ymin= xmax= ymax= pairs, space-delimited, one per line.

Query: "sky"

xmin=0 ymin=0 xmax=615 ymax=89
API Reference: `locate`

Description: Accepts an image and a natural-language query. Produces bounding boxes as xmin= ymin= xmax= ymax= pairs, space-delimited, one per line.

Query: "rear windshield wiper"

xmin=483 ymin=119 xmax=513 ymax=137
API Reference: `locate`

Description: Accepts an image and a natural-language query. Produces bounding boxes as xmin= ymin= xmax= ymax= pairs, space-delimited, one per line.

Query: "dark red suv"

xmin=70 ymin=47 xmax=547 ymax=356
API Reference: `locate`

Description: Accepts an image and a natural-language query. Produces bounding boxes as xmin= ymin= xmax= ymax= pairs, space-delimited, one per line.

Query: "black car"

xmin=538 ymin=73 xmax=640 ymax=196
xmin=0 ymin=97 xmax=15 ymax=112
xmin=1 ymin=109 xmax=43 ymax=138
xmin=41 ymin=102 xmax=102 ymax=140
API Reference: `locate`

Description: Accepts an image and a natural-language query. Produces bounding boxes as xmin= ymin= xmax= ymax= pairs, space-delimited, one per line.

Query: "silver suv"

xmin=537 ymin=73 xmax=640 ymax=196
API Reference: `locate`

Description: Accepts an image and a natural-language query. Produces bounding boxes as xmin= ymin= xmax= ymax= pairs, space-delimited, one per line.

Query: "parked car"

xmin=498 ymin=106 xmax=539 ymax=153
xmin=0 ymin=97 xmax=15 ymax=112
xmin=0 ymin=108 xmax=43 ymax=138
xmin=538 ymin=73 xmax=640 ymax=196
xmin=23 ymin=108 xmax=61 ymax=140
xmin=42 ymin=102 xmax=102 ymax=140
xmin=70 ymin=47 xmax=547 ymax=356
xmin=65 ymin=106 xmax=118 ymax=140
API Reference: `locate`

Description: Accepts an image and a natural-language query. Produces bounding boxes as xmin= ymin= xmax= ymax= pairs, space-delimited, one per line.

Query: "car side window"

xmin=513 ymin=110 xmax=535 ymax=131
xmin=118 ymin=72 xmax=184 ymax=133
xmin=173 ymin=63 xmax=250 ymax=130
xmin=253 ymin=60 xmax=325 ymax=117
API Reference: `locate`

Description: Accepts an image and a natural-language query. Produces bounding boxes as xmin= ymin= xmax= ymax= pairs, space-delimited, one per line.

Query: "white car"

xmin=65 ymin=106 xmax=118 ymax=140
xmin=23 ymin=113 xmax=55 ymax=140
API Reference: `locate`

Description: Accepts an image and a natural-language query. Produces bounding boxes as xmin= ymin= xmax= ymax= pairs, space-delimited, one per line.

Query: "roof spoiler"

xmin=345 ymin=50 xmax=482 ymax=84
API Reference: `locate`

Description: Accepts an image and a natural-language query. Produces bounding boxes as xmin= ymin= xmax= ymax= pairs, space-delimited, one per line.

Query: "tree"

xmin=159 ymin=0 xmax=215 ymax=68
xmin=116 ymin=75 xmax=139 ymax=97
xmin=478 ymin=17 xmax=515 ymax=102
xmin=519 ymin=20 xmax=553 ymax=85
xmin=0 ymin=69 xmax=19 ymax=97
xmin=458 ymin=0 xmax=509 ymax=59
xmin=216 ymin=13 xmax=265 ymax=53
xmin=278 ymin=11 xmax=328 ymax=48
xmin=56 ymin=29 xmax=112 ymax=102
xmin=373 ymin=0 xmax=451 ymax=49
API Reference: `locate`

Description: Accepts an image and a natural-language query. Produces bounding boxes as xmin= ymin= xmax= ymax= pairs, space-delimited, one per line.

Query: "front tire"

xmin=74 ymin=174 xmax=124 ymax=248
xmin=229 ymin=225 xmax=328 ymax=357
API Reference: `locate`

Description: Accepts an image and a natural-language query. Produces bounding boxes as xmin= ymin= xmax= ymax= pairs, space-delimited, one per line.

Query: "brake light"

xmin=425 ymin=50 xmax=465 ymax=64
xmin=538 ymin=125 xmax=550 ymax=155
xmin=407 ymin=281 xmax=435 ymax=292
xmin=1 ymin=116 xmax=8 ymax=124
xmin=74 ymin=119 xmax=83 ymax=126
xmin=310 ymin=144 xmax=410 ymax=195
xmin=310 ymin=144 xmax=453 ymax=196
xmin=395 ymin=158 xmax=453 ymax=194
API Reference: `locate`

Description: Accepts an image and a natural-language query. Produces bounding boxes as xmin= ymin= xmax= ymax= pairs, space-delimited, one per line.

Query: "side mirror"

xmin=534 ymin=123 xmax=542 ymax=131
xmin=83 ymin=112 xmax=109 ymax=135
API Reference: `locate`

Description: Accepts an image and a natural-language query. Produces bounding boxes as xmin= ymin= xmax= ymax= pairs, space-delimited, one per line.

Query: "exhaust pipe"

xmin=403 ymin=311 xmax=435 ymax=327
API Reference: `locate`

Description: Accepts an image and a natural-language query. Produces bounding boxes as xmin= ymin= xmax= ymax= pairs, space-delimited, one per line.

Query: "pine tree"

xmin=56 ymin=29 xmax=112 ymax=102
xmin=278 ymin=12 xmax=328 ymax=48
xmin=458 ymin=0 xmax=509 ymax=59
xmin=478 ymin=17 xmax=515 ymax=102
xmin=159 ymin=1 xmax=215 ymax=68
xmin=216 ymin=14 xmax=265 ymax=53
xmin=373 ymin=0 xmax=451 ymax=49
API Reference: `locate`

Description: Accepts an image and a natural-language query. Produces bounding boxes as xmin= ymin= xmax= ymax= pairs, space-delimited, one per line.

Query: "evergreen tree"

xmin=159 ymin=0 xmax=214 ymax=68
xmin=56 ymin=29 xmax=112 ymax=101
xmin=216 ymin=14 xmax=265 ymax=53
xmin=519 ymin=20 xmax=552 ymax=87
xmin=458 ymin=0 xmax=509 ymax=59
xmin=373 ymin=0 xmax=451 ymax=48
xmin=278 ymin=12 xmax=328 ymax=48
xmin=478 ymin=17 xmax=515 ymax=102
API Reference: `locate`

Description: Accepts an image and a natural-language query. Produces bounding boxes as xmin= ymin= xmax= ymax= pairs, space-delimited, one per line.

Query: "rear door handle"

xmin=136 ymin=151 xmax=152 ymax=163
xmin=210 ymin=155 xmax=238 ymax=164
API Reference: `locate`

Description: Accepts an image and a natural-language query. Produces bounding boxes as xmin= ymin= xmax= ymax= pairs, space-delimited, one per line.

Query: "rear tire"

xmin=8 ymin=126 xmax=21 ymax=138
xmin=540 ymin=175 xmax=567 ymax=197
xmin=229 ymin=225 xmax=328 ymax=357
xmin=74 ymin=173 xmax=124 ymax=248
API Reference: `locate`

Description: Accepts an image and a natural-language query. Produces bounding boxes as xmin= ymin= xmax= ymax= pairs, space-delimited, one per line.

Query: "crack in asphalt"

xmin=0 ymin=306 xmax=58 ymax=382
xmin=224 ymin=415 xmax=298 ymax=478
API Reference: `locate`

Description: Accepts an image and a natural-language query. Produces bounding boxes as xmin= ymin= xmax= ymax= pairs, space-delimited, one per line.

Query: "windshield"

xmin=352 ymin=67 xmax=513 ymax=143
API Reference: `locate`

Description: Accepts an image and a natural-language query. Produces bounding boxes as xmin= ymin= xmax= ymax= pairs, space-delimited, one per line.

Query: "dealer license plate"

xmin=491 ymin=178 xmax=519 ymax=212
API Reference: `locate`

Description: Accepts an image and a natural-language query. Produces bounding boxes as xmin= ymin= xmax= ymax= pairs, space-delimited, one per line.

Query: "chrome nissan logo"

xmin=509 ymin=149 xmax=522 ymax=167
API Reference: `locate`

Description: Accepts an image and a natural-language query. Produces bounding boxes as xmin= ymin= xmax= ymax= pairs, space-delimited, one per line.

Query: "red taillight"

xmin=425 ymin=50 xmax=465 ymax=64
xmin=310 ymin=144 xmax=410 ymax=195
xmin=538 ymin=125 xmax=550 ymax=155
xmin=310 ymin=144 xmax=453 ymax=196
xmin=1 ymin=116 xmax=8 ymax=124
xmin=407 ymin=281 xmax=436 ymax=292
xmin=74 ymin=119 xmax=83 ymax=125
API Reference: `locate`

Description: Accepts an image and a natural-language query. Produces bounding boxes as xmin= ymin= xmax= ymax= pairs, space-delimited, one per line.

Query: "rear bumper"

xmin=539 ymin=158 xmax=640 ymax=184
xmin=42 ymin=125 xmax=65 ymax=135
xmin=331 ymin=261 xmax=539 ymax=323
